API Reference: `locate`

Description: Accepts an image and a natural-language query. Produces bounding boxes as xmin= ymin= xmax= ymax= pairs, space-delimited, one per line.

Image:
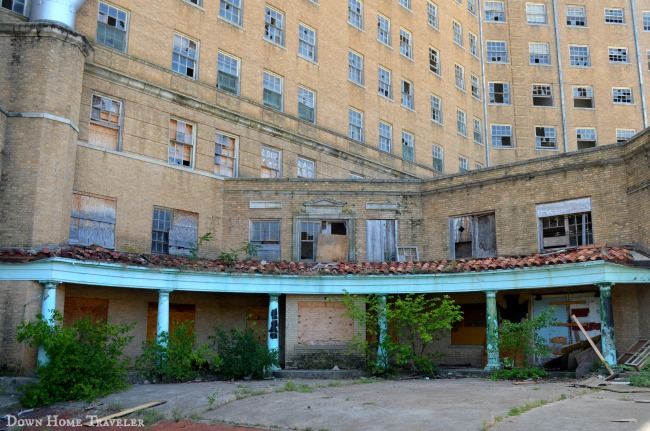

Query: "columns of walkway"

xmin=37 ymin=280 xmax=60 ymax=364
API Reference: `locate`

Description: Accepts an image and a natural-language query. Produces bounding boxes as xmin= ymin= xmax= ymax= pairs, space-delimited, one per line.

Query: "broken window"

xmin=348 ymin=0 xmax=363 ymax=30
xmin=377 ymin=13 xmax=391 ymax=46
xmin=300 ymin=220 xmax=348 ymax=262
xmin=398 ymin=246 xmax=419 ymax=262
xmin=215 ymin=132 xmax=237 ymax=177
xmin=449 ymin=213 xmax=497 ymax=259
xmin=485 ymin=1 xmax=505 ymax=22
xmin=455 ymin=64 xmax=465 ymax=90
xmin=573 ymin=86 xmax=594 ymax=108
xmin=69 ymin=192 xmax=116 ymax=249
xmin=172 ymin=34 xmax=198 ymax=79
xmin=616 ymin=129 xmax=636 ymax=142
xmin=529 ymin=43 xmax=550 ymax=65
xmin=489 ymin=82 xmax=510 ymax=104
xmin=89 ymin=94 xmax=122 ymax=151
xmin=431 ymin=95 xmax=442 ymax=124
xmin=298 ymin=86 xmax=316 ymax=123
xmin=491 ymin=124 xmax=512 ymax=147
xmin=151 ymin=207 xmax=198 ymax=255
xmin=97 ymin=2 xmax=128 ymax=52
xmin=566 ymin=6 xmax=586 ymax=27
xmin=612 ymin=87 xmax=633 ymax=104
xmin=261 ymin=146 xmax=281 ymax=178
xmin=298 ymin=23 xmax=316 ymax=62
xmin=169 ymin=119 xmax=194 ymax=167
xmin=576 ymin=128 xmax=596 ymax=149
xmin=569 ymin=45 xmax=590 ymax=67
xmin=264 ymin=5 xmax=285 ymax=46
xmin=609 ymin=47 xmax=629 ymax=63
xmin=1 ymin=0 xmax=25 ymax=14
xmin=536 ymin=198 xmax=593 ymax=251
xmin=604 ymin=8 xmax=624 ymax=24
xmin=535 ymin=126 xmax=557 ymax=149
xmin=402 ymin=131 xmax=414 ymax=162
xmin=378 ymin=66 xmax=392 ymax=99
xmin=297 ymin=157 xmax=315 ymax=178
xmin=401 ymin=79 xmax=414 ymax=109
xmin=429 ymin=47 xmax=440 ymax=75
xmin=250 ymin=220 xmax=281 ymax=261
xmin=219 ymin=0 xmax=242 ymax=26
xmin=400 ymin=28 xmax=413 ymax=59
xmin=366 ymin=220 xmax=398 ymax=262
xmin=486 ymin=41 xmax=508 ymax=63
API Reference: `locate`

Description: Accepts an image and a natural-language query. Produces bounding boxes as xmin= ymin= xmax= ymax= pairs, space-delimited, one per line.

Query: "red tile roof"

xmin=0 ymin=245 xmax=637 ymax=275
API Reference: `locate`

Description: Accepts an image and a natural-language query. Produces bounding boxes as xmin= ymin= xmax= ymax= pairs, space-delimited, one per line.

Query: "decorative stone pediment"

xmin=303 ymin=199 xmax=346 ymax=216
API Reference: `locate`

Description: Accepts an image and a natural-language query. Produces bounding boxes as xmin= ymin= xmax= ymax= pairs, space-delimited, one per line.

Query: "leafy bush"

xmin=136 ymin=321 xmax=216 ymax=382
xmin=498 ymin=307 xmax=556 ymax=368
xmin=209 ymin=324 xmax=278 ymax=379
xmin=16 ymin=312 xmax=134 ymax=407
xmin=489 ymin=367 xmax=549 ymax=381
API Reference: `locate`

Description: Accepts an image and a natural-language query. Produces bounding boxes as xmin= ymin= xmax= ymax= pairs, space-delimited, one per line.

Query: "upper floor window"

xmin=429 ymin=47 xmax=441 ymax=75
xmin=526 ymin=3 xmax=547 ymax=24
xmin=89 ymin=94 xmax=122 ymax=151
xmin=298 ymin=86 xmax=316 ymax=123
xmin=169 ymin=119 xmax=195 ymax=167
xmin=486 ymin=41 xmax=508 ymax=63
xmin=220 ymin=0 xmax=242 ymax=26
xmin=467 ymin=0 xmax=477 ymax=15
xmin=378 ymin=66 xmax=392 ymax=99
xmin=612 ymin=87 xmax=632 ymax=104
xmin=217 ymin=51 xmax=240 ymax=95
xmin=379 ymin=121 xmax=392 ymax=153
xmin=399 ymin=0 xmax=411 ymax=11
xmin=453 ymin=21 xmax=463 ymax=46
xmin=402 ymin=131 xmax=414 ymax=161
xmin=431 ymin=95 xmax=442 ymax=124
xmin=297 ymin=157 xmax=315 ymax=178
xmin=489 ymin=82 xmax=510 ymax=104
xmin=532 ymin=84 xmax=553 ymax=106
xmin=186 ymin=0 xmax=202 ymax=7
xmin=215 ymin=132 xmax=238 ymax=177
xmin=485 ymin=1 xmax=505 ymax=22
xmin=377 ymin=14 xmax=391 ymax=46
xmin=264 ymin=6 xmax=285 ymax=46
xmin=473 ymin=118 xmax=482 ymax=144
xmin=536 ymin=198 xmax=593 ymax=251
xmin=604 ymin=8 xmax=624 ymax=24
xmin=573 ymin=86 xmax=594 ymax=108
xmin=432 ymin=144 xmax=443 ymax=173
xmin=427 ymin=2 xmax=439 ymax=28
xmin=471 ymin=74 xmax=481 ymax=99
xmin=455 ymin=64 xmax=465 ymax=90
xmin=172 ymin=34 xmax=198 ymax=79
xmin=70 ymin=192 xmax=116 ymax=249
xmin=151 ymin=207 xmax=198 ymax=256
xmin=469 ymin=33 xmax=478 ymax=57
xmin=1 ymin=0 xmax=26 ymax=15
xmin=529 ymin=42 xmax=550 ymax=65
xmin=263 ymin=71 xmax=284 ymax=111
xmin=643 ymin=11 xmax=650 ymax=31
xmin=450 ymin=213 xmax=497 ymax=258
xmin=491 ymin=124 xmax=513 ymax=147
xmin=348 ymin=50 xmax=364 ymax=85
xmin=569 ymin=45 xmax=590 ymax=67
xmin=566 ymin=5 xmax=586 ymax=26
xmin=400 ymin=28 xmax=413 ymax=59
xmin=576 ymin=128 xmax=597 ymax=149
xmin=348 ymin=0 xmax=363 ymax=30
xmin=535 ymin=126 xmax=556 ymax=149
xmin=616 ymin=129 xmax=635 ymax=142
xmin=97 ymin=2 xmax=128 ymax=52
xmin=349 ymin=108 xmax=364 ymax=142
xmin=608 ymin=47 xmax=629 ymax=63
xmin=401 ymin=79 xmax=414 ymax=109
xmin=298 ymin=23 xmax=317 ymax=62
xmin=459 ymin=156 xmax=469 ymax=173
xmin=261 ymin=146 xmax=281 ymax=177
xmin=457 ymin=109 xmax=467 ymax=137
xmin=250 ymin=220 xmax=281 ymax=262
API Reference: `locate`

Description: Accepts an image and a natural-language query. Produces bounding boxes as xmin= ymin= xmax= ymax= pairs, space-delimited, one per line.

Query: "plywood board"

xmin=63 ymin=297 xmax=109 ymax=327
xmin=316 ymin=234 xmax=348 ymax=262
xmin=298 ymin=302 xmax=354 ymax=345
xmin=146 ymin=303 xmax=196 ymax=340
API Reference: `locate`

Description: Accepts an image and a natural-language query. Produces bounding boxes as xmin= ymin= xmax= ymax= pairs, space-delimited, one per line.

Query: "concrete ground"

xmin=2 ymin=377 xmax=650 ymax=431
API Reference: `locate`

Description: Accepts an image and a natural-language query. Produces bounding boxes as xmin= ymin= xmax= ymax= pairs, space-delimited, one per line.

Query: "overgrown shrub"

xmin=136 ymin=321 xmax=217 ymax=382
xmin=209 ymin=324 xmax=278 ymax=379
xmin=16 ymin=312 xmax=134 ymax=407
xmin=489 ymin=367 xmax=549 ymax=381
xmin=498 ymin=307 xmax=556 ymax=368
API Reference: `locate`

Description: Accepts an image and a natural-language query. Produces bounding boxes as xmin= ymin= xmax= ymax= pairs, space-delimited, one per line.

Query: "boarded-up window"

xmin=151 ymin=207 xmax=198 ymax=255
xmin=300 ymin=221 xmax=348 ymax=262
xmin=366 ymin=220 xmax=398 ymax=262
xmin=146 ymin=303 xmax=196 ymax=341
xmin=298 ymin=302 xmax=354 ymax=345
xmin=89 ymin=94 xmax=121 ymax=150
xmin=63 ymin=297 xmax=109 ymax=327
xmin=246 ymin=305 xmax=268 ymax=346
xmin=250 ymin=220 xmax=281 ymax=261
xmin=449 ymin=213 xmax=496 ymax=259
xmin=69 ymin=193 xmax=116 ymax=248
xmin=451 ymin=303 xmax=486 ymax=345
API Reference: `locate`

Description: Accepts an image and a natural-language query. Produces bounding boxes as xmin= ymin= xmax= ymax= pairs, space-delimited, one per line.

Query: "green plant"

xmin=340 ymin=292 xmax=463 ymax=375
xmin=136 ymin=321 xmax=217 ymax=383
xmin=171 ymin=407 xmax=184 ymax=422
xmin=209 ymin=322 xmax=278 ymax=380
xmin=498 ymin=307 xmax=556 ymax=368
xmin=206 ymin=391 xmax=218 ymax=409
xmin=190 ymin=232 xmax=213 ymax=260
xmin=489 ymin=367 xmax=549 ymax=381
xmin=135 ymin=408 xmax=165 ymax=426
xmin=627 ymin=365 xmax=650 ymax=388
xmin=16 ymin=312 xmax=134 ymax=407
xmin=218 ymin=242 xmax=262 ymax=263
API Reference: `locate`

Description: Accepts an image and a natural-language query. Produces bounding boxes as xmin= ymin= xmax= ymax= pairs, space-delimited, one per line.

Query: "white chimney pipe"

xmin=29 ymin=0 xmax=87 ymax=28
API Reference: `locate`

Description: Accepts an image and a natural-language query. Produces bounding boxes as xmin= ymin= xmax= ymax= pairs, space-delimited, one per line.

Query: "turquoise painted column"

xmin=267 ymin=294 xmax=280 ymax=370
xmin=37 ymin=281 xmax=59 ymax=365
xmin=156 ymin=289 xmax=171 ymax=347
xmin=377 ymin=295 xmax=388 ymax=370
xmin=484 ymin=290 xmax=501 ymax=371
xmin=597 ymin=283 xmax=617 ymax=367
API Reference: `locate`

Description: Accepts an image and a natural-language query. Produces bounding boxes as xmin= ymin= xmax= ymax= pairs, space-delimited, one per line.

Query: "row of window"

xmin=487 ymin=83 xmax=635 ymax=107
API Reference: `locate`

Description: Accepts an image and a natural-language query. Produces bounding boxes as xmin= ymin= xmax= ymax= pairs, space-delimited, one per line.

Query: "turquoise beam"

xmin=484 ymin=291 xmax=500 ymax=371
xmin=156 ymin=289 xmax=171 ymax=347
xmin=267 ymin=293 xmax=280 ymax=370
xmin=377 ymin=295 xmax=388 ymax=370
xmin=597 ymin=283 xmax=617 ymax=366
xmin=37 ymin=281 xmax=59 ymax=365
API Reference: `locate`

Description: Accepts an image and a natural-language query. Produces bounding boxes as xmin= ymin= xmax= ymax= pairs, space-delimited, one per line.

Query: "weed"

xmin=188 ymin=411 xmax=203 ymax=421
xmin=559 ymin=393 xmax=567 ymax=400
xmin=206 ymin=391 xmax=218 ymax=409
xmin=489 ymin=367 xmax=549 ymax=381
xmin=627 ymin=366 xmax=650 ymax=388
xmin=106 ymin=403 xmax=123 ymax=412
xmin=283 ymin=381 xmax=297 ymax=391
xmin=327 ymin=381 xmax=342 ymax=387
xmin=171 ymin=407 xmax=184 ymax=422
xmin=135 ymin=409 xmax=165 ymax=426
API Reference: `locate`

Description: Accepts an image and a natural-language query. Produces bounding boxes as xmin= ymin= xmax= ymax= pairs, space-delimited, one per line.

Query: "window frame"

xmin=168 ymin=118 xmax=196 ymax=168
xmin=572 ymin=85 xmax=594 ymax=109
xmin=457 ymin=108 xmax=468 ymax=137
xmin=432 ymin=144 xmax=444 ymax=173
xmin=263 ymin=70 xmax=284 ymax=111
xmin=348 ymin=50 xmax=364 ymax=86
xmin=97 ymin=1 xmax=129 ymax=53
xmin=529 ymin=42 xmax=550 ymax=65
xmin=219 ymin=0 xmax=243 ymax=26
xmin=214 ymin=131 xmax=238 ymax=177
xmin=89 ymin=93 xmax=123 ymax=151
xmin=489 ymin=82 xmax=510 ymax=105
xmin=536 ymin=198 xmax=593 ymax=252
xmin=401 ymin=78 xmax=414 ymax=110
xmin=401 ymin=130 xmax=415 ymax=162
xmin=379 ymin=121 xmax=393 ymax=153
xmin=459 ymin=156 xmax=469 ymax=173
xmin=612 ymin=87 xmax=633 ymax=104
xmin=455 ymin=64 xmax=466 ymax=91
xmin=453 ymin=20 xmax=463 ymax=47
xmin=298 ymin=85 xmax=316 ymax=124
xmin=348 ymin=0 xmax=364 ymax=30
xmin=576 ymin=128 xmax=597 ymax=149
xmin=378 ymin=66 xmax=392 ymax=99
xmin=348 ymin=108 xmax=364 ymax=142
xmin=297 ymin=156 xmax=316 ymax=178
xmin=469 ymin=32 xmax=479 ymax=57
xmin=471 ymin=74 xmax=481 ymax=100
xmin=491 ymin=124 xmax=513 ymax=148
xmin=400 ymin=28 xmax=413 ymax=59
xmin=485 ymin=1 xmax=506 ymax=22
xmin=608 ymin=47 xmax=629 ymax=63
xmin=569 ymin=45 xmax=591 ymax=67
xmin=427 ymin=2 xmax=439 ymax=29
xmin=298 ymin=22 xmax=317 ymax=62
xmin=377 ymin=13 xmax=391 ymax=46
xmin=1 ymin=0 xmax=27 ymax=15
xmin=69 ymin=192 xmax=116 ymax=249
xmin=526 ymin=3 xmax=547 ymax=25
xmin=172 ymin=33 xmax=199 ymax=79
xmin=249 ymin=220 xmax=281 ymax=262
xmin=264 ymin=5 xmax=285 ymax=47
xmin=486 ymin=40 xmax=508 ymax=63
xmin=566 ymin=5 xmax=586 ymax=27
xmin=217 ymin=51 xmax=241 ymax=95
xmin=532 ymin=84 xmax=554 ymax=107
xmin=473 ymin=117 xmax=482 ymax=145
xmin=429 ymin=47 xmax=441 ymax=75
xmin=616 ymin=129 xmax=636 ymax=142
xmin=431 ymin=94 xmax=443 ymax=124
xmin=261 ymin=146 xmax=282 ymax=178
xmin=604 ymin=8 xmax=624 ymax=24
xmin=535 ymin=126 xmax=557 ymax=149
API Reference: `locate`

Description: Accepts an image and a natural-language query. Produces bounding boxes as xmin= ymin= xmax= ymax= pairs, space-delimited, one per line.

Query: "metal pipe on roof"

xmin=29 ymin=0 xmax=87 ymax=28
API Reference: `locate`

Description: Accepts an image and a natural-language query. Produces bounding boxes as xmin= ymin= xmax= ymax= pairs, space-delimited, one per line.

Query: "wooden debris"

xmin=617 ymin=339 xmax=650 ymax=371
xmin=610 ymin=419 xmax=638 ymax=423
xmin=571 ymin=315 xmax=616 ymax=378
xmin=83 ymin=400 xmax=166 ymax=426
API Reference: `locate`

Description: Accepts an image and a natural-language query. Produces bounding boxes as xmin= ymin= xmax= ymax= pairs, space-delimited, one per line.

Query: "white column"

xmin=377 ymin=295 xmax=388 ymax=370
xmin=157 ymin=290 xmax=171 ymax=347
xmin=267 ymin=294 xmax=280 ymax=370
xmin=37 ymin=281 xmax=59 ymax=365
xmin=484 ymin=290 xmax=501 ymax=371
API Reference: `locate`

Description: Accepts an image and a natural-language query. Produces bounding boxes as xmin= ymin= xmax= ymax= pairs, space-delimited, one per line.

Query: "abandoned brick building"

xmin=0 ymin=0 xmax=649 ymax=373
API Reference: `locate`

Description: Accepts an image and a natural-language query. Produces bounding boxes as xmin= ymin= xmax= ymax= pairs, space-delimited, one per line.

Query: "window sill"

xmin=264 ymin=40 xmax=288 ymax=51
xmin=217 ymin=16 xmax=244 ymax=30
xmin=298 ymin=55 xmax=319 ymax=65
xmin=182 ymin=1 xmax=205 ymax=12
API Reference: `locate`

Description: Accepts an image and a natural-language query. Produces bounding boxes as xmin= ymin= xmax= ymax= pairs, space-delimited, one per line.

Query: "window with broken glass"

xmin=431 ymin=95 xmax=442 ymax=124
xmin=298 ymin=23 xmax=316 ymax=61
xmin=90 ymin=94 xmax=122 ymax=151
xmin=215 ymin=132 xmax=237 ymax=177
xmin=298 ymin=86 xmax=316 ymax=123
xmin=535 ymin=126 xmax=556 ymax=149
xmin=250 ymin=220 xmax=281 ymax=261
xmin=377 ymin=14 xmax=391 ymax=46
xmin=379 ymin=121 xmax=392 ymax=153
xmin=485 ymin=1 xmax=505 ymax=22
xmin=573 ymin=86 xmax=594 ymax=108
xmin=540 ymin=213 xmax=592 ymax=250
xmin=612 ymin=87 xmax=632 ymax=104
xmin=261 ymin=146 xmax=281 ymax=178
xmin=566 ymin=6 xmax=586 ymax=26
xmin=529 ymin=43 xmax=550 ymax=65
xmin=616 ymin=129 xmax=635 ymax=142
xmin=429 ymin=47 xmax=441 ymax=75
xmin=471 ymin=74 xmax=480 ymax=100
xmin=576 ymin=128 xmax=596 ymax=149
xmin=168 ymin=119 xmax=194 ymax=167
xmin=97 ymin=2 xmax=128 ymax=52
xmin=608 ymin=47 xmax=629 ymax=63
xmin=604 ymin=8 xmax=624 ymax=24
xmin=400 ymin=28 xmax=413 ymax=59
xmin=532 ymin=84 xmax=553 ymax=106
xmin=402 ymin=131 xmax=414 ymax=161
xmin=401 ymin=79 xmax=414 ymax=109
xmin=489 ymin=82 xmax=510 ymax=104
xmin=378 ymin=66 xmax=392 ymax=99
xmin=264 ymin=6 xmax=285 ymax=46
xmin=219 ymin=0 xmax=242 ymax=26
xmin=348 ymin=0 xmax=363 ymax=30
xmin=449 ymin=213 xmax=497 ymax=259
xmin=172 ymin=34 xmax=198 ymax=79
xmin=151 ymin=208 xmax=198 ymax=256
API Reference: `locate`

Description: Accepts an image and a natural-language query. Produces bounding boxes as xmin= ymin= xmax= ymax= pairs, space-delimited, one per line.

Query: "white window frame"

xmin=535 ymin=126 xmax=557 ymax=149
xmin=608 ymin=47 xmax=629 ymax=63
xmin=378 ymin=66 xmax=392 ymax=99
xmin=298 ymin=23 xmax=317 ymax=62
xmin=172 ymin=33 xmax=199 ymax=79
xmin=431 ymin=95 xmax=442 ymax=124
xmin=264 ymin=5 xmax=285 ymax=47
xmin=566 ymin=5 xmax=586 ymax=26
xmin=429 ymin=47 xmax=441 ymax=75
xmin=214 ymin=131 xmax=238 ymax=177
xmin=532 ymin=84 xmax=553 ymax=107
xmin=491 ymin=124 xmax=513 ymax=148
xmin=97 ymin=1 xmax=128 ymax=53
xmin=569 ymin=45 xmax=590 ymax=67
xmin=612 ymin=87 xmax=633 ymax=104
xmin=529 ymin=42 xmax=550 ymax=65
xmin=485 ymin=1 xmax=506 ymax=22
xmin=467 ymin=0 xmax=477 ymax=15
xmin=217 ymin=51 xmax=240 ymax=95
xmin=526 ymin=3 xmax=547 ymax=24
xmin=377 ymin=13 xmax=391 ymax=46
xmin=348 ymin=0 xmax=363 ymax=30
xmin=400 ymin=28 xmax=413 ymax=59
xmin=469 ymin=32 xmax=479 ymax=57
xmin=399 ymin=0 xmax=411 ymax=11
xmin=486 ymin=40 xmax=508 ymax=63
xmin=298 ymin=86 xmax=316 ymax=124
xmin=572 ymin=86 xmax=594 ymax=109
xmin=219 ymin=0 xmax=242 ymax=26
xmin=1 ymin=0 xmax=27 ymax=15
xmin=604 ymin=8 xmax=624 ymax=24
xmin=261 ymin=146 xmax=282 ymax=178
xmin=616 ymin=129 xmax=636 ymax=142
xmin=457 ymin=109 xmax=468 ymax=137
xmin=427 ymin=2 xmax=439 ymax=29
xmin=471 ymin=74 xmax=481 ymax=100
xmin=379 ymin=121 xmax=393 ymax=153
xmin=455 ymin=64 xmax=465 ymax=91
xmin=459 ymin=156 xmax=469 ymax=173
xmin=168 ymin=118 xmax=196 ymax=168
xmin=643 ymin=11 xmax=650 ymax=31
xmin=401 ymin=79 xmax=414 ymax=110
xmin=348 ymin=50 xmax=364 ymax=85
xmin=402 ymin=131 xmax=415 ymax=162
xmin=453 ymin=20 xmax=463 ymax=47
xmin=349 ymin=108 xmax=364 ymax=142
xmin=576 ymin=128 xmax=597 ymax=148
xmin=473 ymin=117 xmax=482 ymax=144
xmin=263 ymin=71 xmax=284 ymax=111
xmin=489 ymin=82 xmax=511 ymax=104
xmin=432 ymin=144 xmax=444 ymax=173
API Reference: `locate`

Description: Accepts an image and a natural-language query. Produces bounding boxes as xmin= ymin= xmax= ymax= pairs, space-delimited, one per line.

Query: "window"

xmin=151 ymin=208 xmax=198 ymax=255
xmin=453 ymin=21 xmax=463 ymax=46
xmin=485 ymin=1 xmax=505 ymax=22
xmin=378 ymin=66 xmax=392 ymax=99
xmin=459 ymin=156 xmax=469 ymax=173
xmin=379 ymin=121 xmax=392 ymax=153
xmin=473 ymin=118 xmax=482 ymax=144
xmin=468 ymin=0 xmax=477 ymax=15
xmin=427 ymin=2 xmax=438 ymax=28
xmin=432 ymin=144 xmax=443 ymax=173
xmin=400 ymin=28 xmax=413 ymax=59
xmin=264 ymin=6 xmax=285 ymax=46
xmin=97 ymin=2 xmax=128 ymax=52
xmin=450 ymin=213 xmax=497 ymax=258
xmin=263 ymin=71 xmax=283 ymax=110
xmin=612 ymin=88 xmax=632 ymax=104
xmin=399 ymin=0 xmax=411 ymax=10
xmin=261 ymin=146 xmax=281 ymax=177
xmin=605 ymin=8 xmax=624 ymax=24
xmin=475 ymin=162 xmax=484 ymax=170
xmin=348 ymin=50 xmax=364 ymax=85
xmin=489 ymin=82 xmax=510 ymax=104
xmin=431 ymin=95 xmax=442 ymax=124
xmin=526 ymin=3 xmax=547 ymax=24
xmin=566 ymin=6 xmax=586 ymax=26
xmin=644 ymin=12 xmax=650 ymax=31
xmin=608 ymin=47 xmax=628 ymax=63
xmin=250 ymin=220 xmax=281 ymax=261
xmin=402 ymin=131 xmax=414 ymax=161
xmin=486 ymin=41 xmax=508 ymax=62
xmin=349 ymin=108 xmax=364 ymax=142
xmin=569 ymin=45 xmax=590 ymax=66
xmin=457 ymin=109 xmax=467 ymax=137
xmin=491 ymin=124 xmax=513 ymax=147
xmin=535 ymin=126 xmax=556 ymax=149
xmin=1 ymin=0 xmax=25 ymax=14
xmin=298 ymin=86 xmax=316 ymax=123
xmin=348 ymin=0 xmax=363 ymax=29
xmin=69 ymin=193 xmax=116 ymax=249
xmin=377 ymin=14 xmax=391 ymax=46
xmin=217 ymin=51 xmax=240 ymax=95
xmin=350 ymin=173 xmax=364 ymax=179
xmin=537 ymin=198 xmax=593 ymax=251
xmin=532 ymin=84 xmax=553 ymax=106
xmin=297 ymin=157 xmax=315 ymax=178
xmin=89 ymin=94 xmax=122 ymax=151
xmin=172 ymin=34 xmax=198 ymax=79
xmin=429 ymin=47 xmax=441 ymax=75
xmin=215 ymin=132 xmax=238 ymax=177
xmin=366 ymin=220 xmax=397 ymax=261
xmin=616 ymin=129 xmax=636 ymax=142
xmin=398 ymin=246 xmax=419 ymax=262
xmin=455 ymin=64 xmax=465 ymax=90
xmin=576 ymin=128 xmax=597 ymax=149
xmin=401 ymin=79 xmax=414 ymax=109
xmin=529 ymin=43 xmax=550 ymax=65
xmin=299 ymin=219 xmax=349 ymax=262
xmin=573 ymin=86 xmax=594 ymax=108
xmin=168 ymin=119 xmax=194 ymax=167
xmin=469 ymin=33 xmax=478 ymax=57
xmin=220 ymin=0 xmax=242 ymax=26
xmin=298 ymin=23 xmax=316 ymax=61
xmin=471 ymin=74 xmax=480 ymax=99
